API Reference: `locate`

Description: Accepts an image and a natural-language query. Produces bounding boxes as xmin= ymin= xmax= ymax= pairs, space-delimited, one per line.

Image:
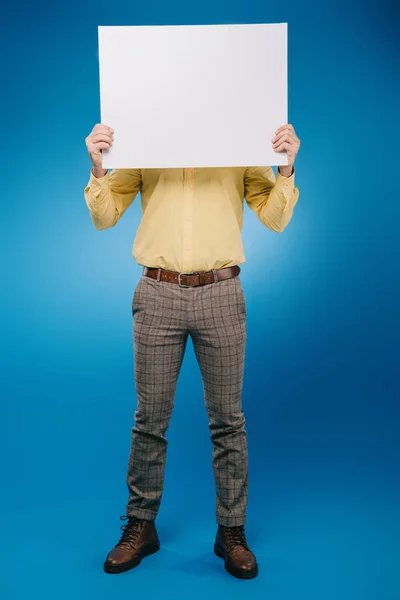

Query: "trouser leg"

xmin=126 ymin=276 xmax=188 ymax=520
xmin=190 ymin=276 xmax=248 ymax=527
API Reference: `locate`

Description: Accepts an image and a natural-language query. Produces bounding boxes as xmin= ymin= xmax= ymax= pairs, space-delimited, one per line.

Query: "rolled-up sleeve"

xmin=244 ymin=166 xmax=299 ymax=232
xmin=83 ymin=168 xmax=142 ymax=230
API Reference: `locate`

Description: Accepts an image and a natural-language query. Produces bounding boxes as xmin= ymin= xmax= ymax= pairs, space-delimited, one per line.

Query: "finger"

xmin=273 ymin=127 xmax=296 ymax=139
xmin=93 ymin=123 xmax=114 ymax=133
xmin=92 ymin=128 xmax=113 ymax=139
xmin=92 ymin=132 xmax=113 ymax=144
xmin=275 ymin=123 xmax=294 ymax=133
xmin=272 ymin=134 xmax=294 ymax=149
xmin=275 ymin=124 xmax=294 ymax=135
xmin=272 ymin=132 xmax=296 ymax=145
xmin=94 ymin=122 xmax=114 ymax=132
xmin=90 ymin=141 xmax=111 ymax=152
xmin=273 ymin=141 xmax=292 ymax=153
xmin=272 ymin=131 xmax=295 ymax=145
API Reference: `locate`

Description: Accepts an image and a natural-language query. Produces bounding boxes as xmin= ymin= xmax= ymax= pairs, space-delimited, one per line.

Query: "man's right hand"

xmin=85 ymin=123 xmax=114 ymax=178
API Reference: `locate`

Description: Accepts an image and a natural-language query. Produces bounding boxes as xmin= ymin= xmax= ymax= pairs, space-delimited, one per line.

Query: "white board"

xmin=98 ymin=23 xmax=288 ymax=168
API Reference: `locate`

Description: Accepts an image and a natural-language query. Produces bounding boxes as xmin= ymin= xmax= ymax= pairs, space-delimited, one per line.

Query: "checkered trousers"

xmin=125 ymin=270 xmax=248 ymax=527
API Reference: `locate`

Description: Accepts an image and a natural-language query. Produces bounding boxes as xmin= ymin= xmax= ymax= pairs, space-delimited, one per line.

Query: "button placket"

xmin=182 ymin=168 xmax=194 ymax=272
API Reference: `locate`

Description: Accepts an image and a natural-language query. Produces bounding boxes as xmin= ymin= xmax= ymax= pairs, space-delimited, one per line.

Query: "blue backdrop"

xmin=1 ymin=1 xmax=399 ymax=599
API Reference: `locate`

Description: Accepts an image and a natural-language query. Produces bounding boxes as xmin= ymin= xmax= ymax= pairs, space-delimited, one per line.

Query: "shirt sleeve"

xmin=83 ymin=168 xmax=142 ymax=230
xmin=244 ymin=166 xmax=300 ymax=232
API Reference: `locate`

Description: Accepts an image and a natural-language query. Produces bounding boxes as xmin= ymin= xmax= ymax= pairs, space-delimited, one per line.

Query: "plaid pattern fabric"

xmin=125 ymin=271 xmax=248 ymax=526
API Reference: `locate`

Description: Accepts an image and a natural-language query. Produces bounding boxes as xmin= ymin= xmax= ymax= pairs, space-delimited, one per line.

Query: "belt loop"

xmin=143 ymin=266 xmax=148 ymax=275
xmin=157 ymin=268 xmax=162 ymax=283
xmin=212 ymin=269 xmax=218 ymax=283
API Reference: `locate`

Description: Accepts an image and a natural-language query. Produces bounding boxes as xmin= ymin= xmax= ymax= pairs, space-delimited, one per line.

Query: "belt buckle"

xmin=178 ymin=272 xmax=198 ymax=288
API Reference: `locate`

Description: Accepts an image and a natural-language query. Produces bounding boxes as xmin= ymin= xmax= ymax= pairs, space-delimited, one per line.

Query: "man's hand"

xmin=272 ymin=124 xmax=300 ymax=177
xmin=85 ymin=123 xmax=114 ymax=178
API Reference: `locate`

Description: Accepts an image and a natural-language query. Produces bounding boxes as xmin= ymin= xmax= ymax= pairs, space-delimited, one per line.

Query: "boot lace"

xmin=116 ymin=515 xmax=143 ymax=549
xmin=225 ymin=526 xmax=250 ymax=551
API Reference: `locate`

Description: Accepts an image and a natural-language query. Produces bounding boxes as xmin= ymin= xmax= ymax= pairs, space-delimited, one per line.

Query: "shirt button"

xmin=186 ymin=247 xmax=190 ymax=251
xmin=186 ymin=217 xmax=191 ymax=221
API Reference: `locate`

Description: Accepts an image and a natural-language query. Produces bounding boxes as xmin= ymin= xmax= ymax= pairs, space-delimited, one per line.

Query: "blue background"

xmin=1 ymin=1 xmax=399 ymax=599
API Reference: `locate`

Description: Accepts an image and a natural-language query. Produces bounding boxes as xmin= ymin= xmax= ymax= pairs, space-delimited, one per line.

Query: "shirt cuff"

xmin=276 ymin=167 xmax=295 ymax=189
xmin=90 ymin=168 xmax=109 ymax=189
xmin=90 ymin=167 xmax=108 ymax=185
xmin=277 ymin=166 xmax=295 ymax=181
xmin=276 ymin=168 xmax=296 ymax=212
xmin=84 ymin=169 xmax=110 ymax=213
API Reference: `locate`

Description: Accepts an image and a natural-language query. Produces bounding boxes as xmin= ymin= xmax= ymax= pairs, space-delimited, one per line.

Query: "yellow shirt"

xmin=83 ymin=166 xmax=299 ymax=272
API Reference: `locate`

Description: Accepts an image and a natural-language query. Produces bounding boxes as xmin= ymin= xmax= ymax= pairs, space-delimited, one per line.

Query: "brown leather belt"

xmin=143 ymin=265 xmax=240 ymax=287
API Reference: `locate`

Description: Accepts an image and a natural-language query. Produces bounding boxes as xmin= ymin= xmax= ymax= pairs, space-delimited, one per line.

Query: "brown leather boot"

xmin=214 ymin=525 xmax=258 ymax=579
xmin=103 ymin=516 xmax=160 ymax=574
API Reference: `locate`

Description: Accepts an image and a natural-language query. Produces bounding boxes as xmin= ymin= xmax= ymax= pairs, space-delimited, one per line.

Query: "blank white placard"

xmin=98 ymin=23 xmax=288 ymax=169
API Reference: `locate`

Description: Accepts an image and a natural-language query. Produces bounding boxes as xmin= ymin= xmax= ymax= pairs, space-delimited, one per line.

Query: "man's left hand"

xmin=272 ymin=124 xmax=300 ymax=177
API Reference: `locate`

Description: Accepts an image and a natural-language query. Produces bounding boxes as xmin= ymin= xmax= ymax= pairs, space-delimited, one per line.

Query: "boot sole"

xmin=103 ymin=541 xmax=160 ymax=574
xmin=214 ymin=542 xmax=258 ymax=579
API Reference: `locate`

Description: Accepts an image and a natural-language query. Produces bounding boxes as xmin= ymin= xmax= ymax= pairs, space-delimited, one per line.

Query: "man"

xmin=83 ymin=123 xmax=300 ymax=579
